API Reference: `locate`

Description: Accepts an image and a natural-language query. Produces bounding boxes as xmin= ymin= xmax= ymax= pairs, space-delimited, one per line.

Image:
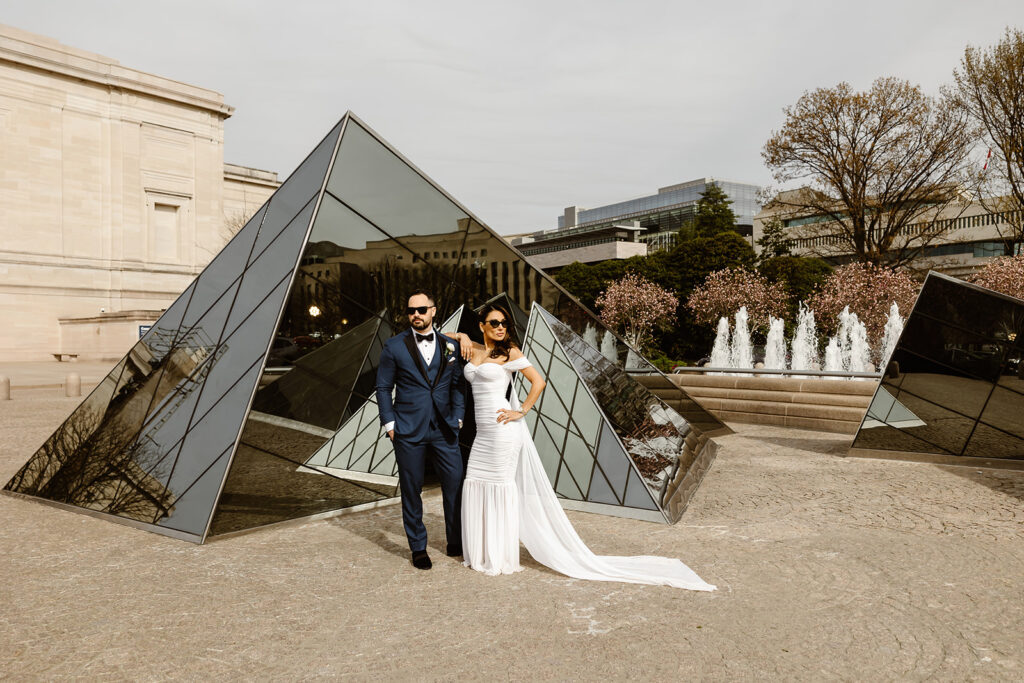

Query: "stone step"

xmin=656 ymin=386 xmax=872 ymax=408
xmin=666 ymin=374 xmax=878 ymax=396
xmin=693 ymin=396 xmax=866 ymax=422
xmin=713 ymin=409 xmax=860 ymax=434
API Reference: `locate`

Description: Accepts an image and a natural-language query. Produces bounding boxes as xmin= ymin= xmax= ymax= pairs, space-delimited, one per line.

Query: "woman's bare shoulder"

xmin=508 ymin=347 xmax=524 ymax=360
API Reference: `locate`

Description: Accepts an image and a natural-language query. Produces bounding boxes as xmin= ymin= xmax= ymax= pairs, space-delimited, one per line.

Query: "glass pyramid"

xmin=852 ymin=271 xmax=1024 ymax=463
xmin=3 ymin=113 xmax=725 ymax=542
xmin=518 ymin=305 xmax=719 ymax=523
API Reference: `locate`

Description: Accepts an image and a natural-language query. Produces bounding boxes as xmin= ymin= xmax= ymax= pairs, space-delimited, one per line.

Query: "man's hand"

xmin=387 ymin=430 xmax=395 ymax=441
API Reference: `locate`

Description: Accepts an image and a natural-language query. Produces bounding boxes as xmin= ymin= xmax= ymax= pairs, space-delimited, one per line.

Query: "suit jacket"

xmin=376 ymin=328 xmax=466 ymax=441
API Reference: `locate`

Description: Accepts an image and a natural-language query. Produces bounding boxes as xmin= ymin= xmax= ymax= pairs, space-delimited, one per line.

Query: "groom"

xmin=376 ymin=290 xmax=466 ymax=570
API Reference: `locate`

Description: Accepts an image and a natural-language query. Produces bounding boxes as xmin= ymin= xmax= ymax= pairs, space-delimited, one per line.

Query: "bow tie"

xmin=415 ymin=332 xmax=434 ymax=344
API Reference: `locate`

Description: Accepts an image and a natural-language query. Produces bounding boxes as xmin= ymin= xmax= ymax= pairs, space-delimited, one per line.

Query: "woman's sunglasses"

xmin=485 ymin=319 xmax=509 ymax=328
xmin=406 ymin=306 xmax=434 ymax=315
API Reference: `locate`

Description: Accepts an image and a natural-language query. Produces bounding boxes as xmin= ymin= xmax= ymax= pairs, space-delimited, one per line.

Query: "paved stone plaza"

xmin=2 ymin=384 xmax=1022 ymax=680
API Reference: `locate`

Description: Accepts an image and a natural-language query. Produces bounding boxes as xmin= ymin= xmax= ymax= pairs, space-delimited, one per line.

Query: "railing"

xmin=670 ymin=366 xmax=883 ymax=379
xmin=518 ymin=236 xmax=632 ymax=256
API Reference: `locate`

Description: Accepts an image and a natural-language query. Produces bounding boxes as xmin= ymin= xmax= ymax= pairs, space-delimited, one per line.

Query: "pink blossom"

xmin=970 ymin=254 xmax=1024 ymax=301
xmin=595 ymin=273 xmax=678 ymax=350
xmin=807 ymin=263 xmax=919 ymax=341
xmin=686 ymin=268 xmax=789 ymax=332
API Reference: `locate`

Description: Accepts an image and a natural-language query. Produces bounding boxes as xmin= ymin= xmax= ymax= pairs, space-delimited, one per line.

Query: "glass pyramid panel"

xmin=326 ymin=120 xmax=469 ymax=240
xmin=852 ymin=271 xmax=1024 ymax=462
xmin=249 ymin=120 xmax=342 ymax=258
xmin=517 ymin=305 xmax=663 ymax=520
xmin=536 ymin=307 xmax=720 ymax=520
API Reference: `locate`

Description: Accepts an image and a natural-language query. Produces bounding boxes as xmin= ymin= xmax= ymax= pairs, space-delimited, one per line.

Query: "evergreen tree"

xmin=692 ymin=183 xmax=738 ymax=238
xmin=755 ymin=215 xmax=791 ymax=260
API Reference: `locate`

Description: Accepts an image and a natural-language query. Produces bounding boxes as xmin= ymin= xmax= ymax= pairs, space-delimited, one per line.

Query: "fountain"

xmin=847 ymin=313 xmax=871 ymax=373
xmin=764 ymin=316 xmax=787 ymax=370
xmin=878 ymin=302 xmax=903 ymax=369
xmin=837 ymin=306 xmax=853 ymax=372
xmin=823 ymin=336 xmax=843 ymax=378
xmin=790 ymin=303 xmax=820 ymax=373
xmin=710 ymin=317 xmax=731 ymax=369
xmin=702 ymin=302 xmax=896 ymax=380
xmin=583 ymin=324 xmax=600 ymax=351
xmin=600 ymin=329 xmax=618 ymax=363
xmin=730 ymin=307 xmax=753 ymax=373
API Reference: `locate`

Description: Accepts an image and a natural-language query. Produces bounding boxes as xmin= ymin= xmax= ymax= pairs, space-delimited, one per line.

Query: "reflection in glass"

xmin=514 ymin=305 xmax=718 ymax=523
xmin=852 ymin=271 xmax=1024 ymax=463
xmin=207 ymin=416 xmax=396 ymax=536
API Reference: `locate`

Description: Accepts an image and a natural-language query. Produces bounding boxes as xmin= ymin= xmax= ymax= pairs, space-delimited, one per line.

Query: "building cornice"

xmin=0 ymin=24 xmax=234 ymax=118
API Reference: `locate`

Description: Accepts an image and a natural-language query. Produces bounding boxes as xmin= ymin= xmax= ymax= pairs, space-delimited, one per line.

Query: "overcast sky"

xmin=6 ymin=1 xmax=1024 ymax=234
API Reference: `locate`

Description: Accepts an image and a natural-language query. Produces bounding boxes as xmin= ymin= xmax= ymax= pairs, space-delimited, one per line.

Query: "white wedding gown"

xmin=461 ymin=357 xmax=715 ymax=591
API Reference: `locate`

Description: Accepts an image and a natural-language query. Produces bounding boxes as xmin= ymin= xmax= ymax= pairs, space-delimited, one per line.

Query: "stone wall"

xmin=0 ymin=24 xmax=278 ymax=361
xmin=637 ymin=373 xmax=875 ymax=435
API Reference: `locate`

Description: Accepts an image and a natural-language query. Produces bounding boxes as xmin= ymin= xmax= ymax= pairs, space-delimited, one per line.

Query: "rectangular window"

xmin=150 ymin=203 xmax=180 ymax=262
xmin=481 ymin=249 xmax=488 ymax=257
xmin=471 ymin=251 xmax=477 ymax=257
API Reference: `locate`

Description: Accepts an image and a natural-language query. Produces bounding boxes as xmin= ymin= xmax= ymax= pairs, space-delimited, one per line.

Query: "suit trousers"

xmin=392 ymin=422 xmax=464 ymax=552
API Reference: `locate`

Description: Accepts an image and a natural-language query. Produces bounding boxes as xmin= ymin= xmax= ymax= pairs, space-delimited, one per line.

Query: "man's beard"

xmin=411 ymin=317 xmax=432 ymax=330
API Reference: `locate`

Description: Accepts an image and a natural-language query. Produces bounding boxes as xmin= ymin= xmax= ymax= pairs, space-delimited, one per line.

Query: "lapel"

xmin=431 ymin=333 xmax=449 ymax=388
xmin=403 ymin=329 xmax=431 ymax=386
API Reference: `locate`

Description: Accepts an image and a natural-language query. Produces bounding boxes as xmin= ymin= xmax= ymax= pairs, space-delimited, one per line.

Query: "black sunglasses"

xmin=485 ymin=319 xmax=509 ymax=328
xmin=406 ymin=306 xmax=434 ymax=315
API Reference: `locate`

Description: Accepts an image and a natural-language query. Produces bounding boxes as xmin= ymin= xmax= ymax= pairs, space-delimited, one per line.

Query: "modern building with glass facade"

xmin=512 ymin=178 xmax=762 ymax=270
xmin=3 ymin=113 xmax=725 ymax=542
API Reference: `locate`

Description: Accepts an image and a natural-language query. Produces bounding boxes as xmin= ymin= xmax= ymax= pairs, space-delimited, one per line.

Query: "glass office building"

xmin=515 ymin=178 xmax=762 ymax=265
xmin=3 ymin=113 xmax=725 ymax=542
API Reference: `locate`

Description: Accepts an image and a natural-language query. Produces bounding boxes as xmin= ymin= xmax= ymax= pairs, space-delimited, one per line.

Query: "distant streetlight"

xmin=341 ymin=318 xmax=348 ymax=325
xmin=309 ymin=305 xmax=321 ymax=318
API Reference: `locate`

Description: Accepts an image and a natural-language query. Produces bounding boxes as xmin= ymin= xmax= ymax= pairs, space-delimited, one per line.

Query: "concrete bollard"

xmin=0 ymin=376 xmax=9 ymax=400
xmin=65 ymin=373 xmax=81 ymax=398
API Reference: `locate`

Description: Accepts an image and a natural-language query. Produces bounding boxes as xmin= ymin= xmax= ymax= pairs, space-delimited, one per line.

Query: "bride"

xmin=450 ymin=304 xmax=715 ymax=591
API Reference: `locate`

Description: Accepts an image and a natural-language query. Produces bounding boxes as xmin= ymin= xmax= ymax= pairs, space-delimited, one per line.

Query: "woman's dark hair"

xmin=478 ymin=304 xmax=518 ymax=360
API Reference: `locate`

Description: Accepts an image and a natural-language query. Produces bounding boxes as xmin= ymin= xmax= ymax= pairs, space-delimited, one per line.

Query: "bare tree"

xmin=952 ymin=27 xmax=1024 ymax=255
xmin=763 ymin=78 xmax=973 ymax=267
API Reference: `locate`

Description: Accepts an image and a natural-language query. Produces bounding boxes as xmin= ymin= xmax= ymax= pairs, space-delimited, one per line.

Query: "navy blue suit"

xmin=376 ymin=328 xmax=466 ymax=552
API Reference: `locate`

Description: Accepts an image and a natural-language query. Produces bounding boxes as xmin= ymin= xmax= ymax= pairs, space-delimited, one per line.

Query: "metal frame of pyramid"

xmin=519 ymin=305 xmax=720 ymax=523
xmin=3 ymin=112 xmax=726 ymax=542
xmin=851 ymin=271 xmax=1024 ymax=467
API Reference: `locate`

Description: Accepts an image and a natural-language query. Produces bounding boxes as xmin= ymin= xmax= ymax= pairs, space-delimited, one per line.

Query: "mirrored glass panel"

xmin=853 ymin=271 xmax=1024 ymax=463
xmin=326 ymin=120 xmax=468 ymax=239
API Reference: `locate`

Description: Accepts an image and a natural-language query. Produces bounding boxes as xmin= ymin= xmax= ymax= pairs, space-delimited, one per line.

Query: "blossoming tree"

xmin=595 ymin=272 xmax=678 ymax=351
xmin=971 ymin=253 xmax=1024 ymax=300
xmin=685 ymin=267 xmax=789 ymax=332
xmin=807 ymin=263 xmax=919 ymax=341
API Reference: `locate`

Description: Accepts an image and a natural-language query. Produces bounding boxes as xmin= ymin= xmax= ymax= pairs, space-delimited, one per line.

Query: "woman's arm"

xmin=497 ymin=349 xmax=545 ymax=423
xmin=448 ymin=332 xmax=475 ymax=361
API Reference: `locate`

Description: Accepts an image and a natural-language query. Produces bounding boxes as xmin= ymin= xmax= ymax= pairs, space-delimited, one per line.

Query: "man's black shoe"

xmin=446 ymin=543 xmax=463 ymax=557
xmin=411 ymin=550 xmax=432 ymax=570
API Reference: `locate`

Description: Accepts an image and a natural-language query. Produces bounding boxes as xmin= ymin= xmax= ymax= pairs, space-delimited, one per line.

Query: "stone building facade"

xmin=753 ymin=190 xmax=1022 ymax=276
xmin=0 ymin=25 xmax=278 ymax=361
